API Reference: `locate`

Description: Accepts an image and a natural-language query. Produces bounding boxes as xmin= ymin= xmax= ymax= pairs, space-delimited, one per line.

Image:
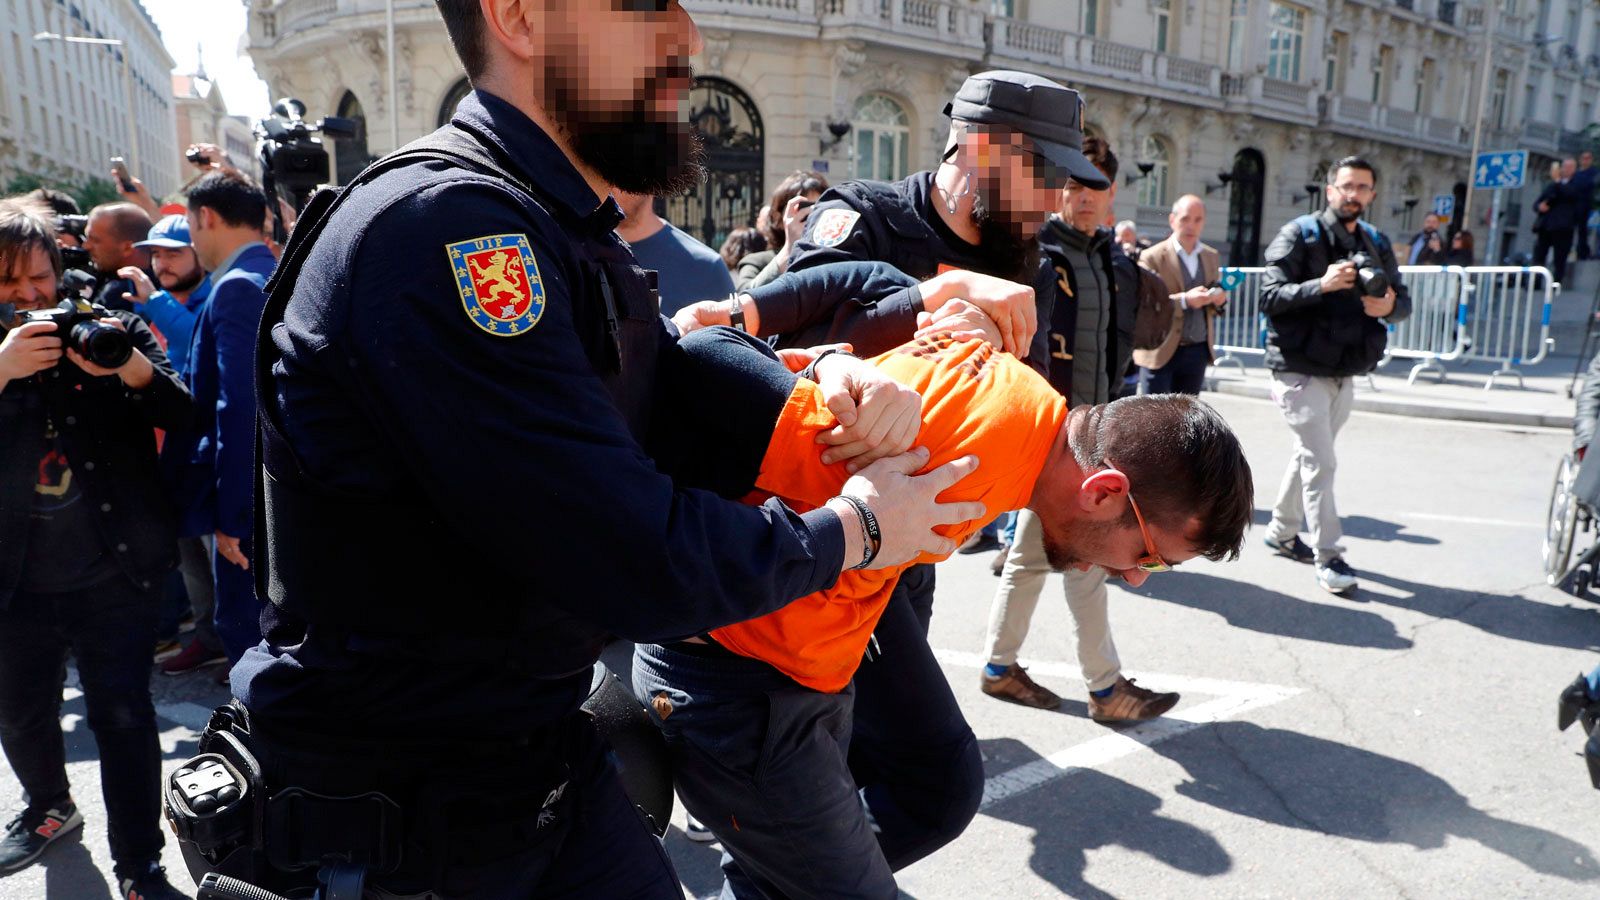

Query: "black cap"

xmin=943 ymin=70 xmax=1109 ymax=190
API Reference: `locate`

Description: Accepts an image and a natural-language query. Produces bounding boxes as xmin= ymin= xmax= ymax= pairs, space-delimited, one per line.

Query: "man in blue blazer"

xmin=184 ymin=173 xmax=276 ymax=665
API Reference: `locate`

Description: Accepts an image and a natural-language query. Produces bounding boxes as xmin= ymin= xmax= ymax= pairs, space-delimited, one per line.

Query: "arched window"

xmin=852 ymin=93 xmax=910 ymax=182
xmin=438 ymin=77 xmax=472 ymax=127
xmin=334 ymin=91 xmax=369 ymax=186
xmin=1138 ymin=135 xmax=1171 ymax=208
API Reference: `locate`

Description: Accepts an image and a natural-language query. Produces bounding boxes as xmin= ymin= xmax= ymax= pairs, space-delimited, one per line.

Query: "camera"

xmin=23 ymin=295 xmax=133 ymax=369
xmin=255 ymin=98 xmax=358 ymax=216
xmin=1346 ymin=252 xmax=1390 ymax=298
xmin=186 ymin=147 xmax=212 ymax=167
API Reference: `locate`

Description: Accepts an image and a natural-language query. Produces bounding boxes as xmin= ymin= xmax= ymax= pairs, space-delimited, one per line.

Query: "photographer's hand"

xmin=113 ymin=173 xmax=159 ymax=218
xmin=832 ymin=448 xmax=986 ymax=569
xmin=64 ymin=319 xmax=153 ymax=388
xmin=1363 ymin=287 xmax=1397 ymax=319
xmin=0 ymin=321 xmax=63 ymax=391
xmin=216 ymin=531 xmax=249 ymax=571
xmin=1319 ymin=261 xmax=1357 ymax=294
xmin=117 ymin=266 xmax=156 ymax=305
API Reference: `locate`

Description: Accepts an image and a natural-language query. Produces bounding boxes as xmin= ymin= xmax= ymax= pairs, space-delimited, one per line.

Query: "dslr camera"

xmin=1345 ymin=252 xmax=1390 ymax=298
xmin=23 ymin=293 xmax=132 ymax=366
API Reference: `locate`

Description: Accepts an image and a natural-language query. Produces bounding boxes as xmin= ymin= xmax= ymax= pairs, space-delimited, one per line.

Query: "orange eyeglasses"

xmin=1101 ymin=465 xmax=1170 ymax=573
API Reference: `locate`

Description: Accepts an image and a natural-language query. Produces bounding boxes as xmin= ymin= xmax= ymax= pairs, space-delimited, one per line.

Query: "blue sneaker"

xmin=0 ymin=799 xmax=81 ymax=873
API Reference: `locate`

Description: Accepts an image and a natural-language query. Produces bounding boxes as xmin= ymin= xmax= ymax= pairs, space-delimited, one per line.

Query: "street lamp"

xmin=34 ymin=31 xmax=140 ymax=179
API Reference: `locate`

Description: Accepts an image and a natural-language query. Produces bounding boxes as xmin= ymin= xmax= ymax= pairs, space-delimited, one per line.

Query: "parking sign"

xmin=1432 ymin=194 xmax=1454 ymax=218
xmin=1473 ymin=150 xmax=1528 ymax=190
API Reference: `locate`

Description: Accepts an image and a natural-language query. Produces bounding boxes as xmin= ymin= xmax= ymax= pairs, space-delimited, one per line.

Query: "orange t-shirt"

xmin=711 ymin=336 xmax=1068 ymax=693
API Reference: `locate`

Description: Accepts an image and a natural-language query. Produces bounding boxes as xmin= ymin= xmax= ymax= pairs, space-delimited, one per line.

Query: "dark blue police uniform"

xmin=231 ymin=89 xmax=848 ymax=898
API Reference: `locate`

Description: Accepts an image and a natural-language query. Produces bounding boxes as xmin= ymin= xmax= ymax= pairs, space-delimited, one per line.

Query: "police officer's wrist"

xmin=823 ymin=496 xmax=871 ymax=571
xmin=723 ymin=293 xmax=760 ymax=335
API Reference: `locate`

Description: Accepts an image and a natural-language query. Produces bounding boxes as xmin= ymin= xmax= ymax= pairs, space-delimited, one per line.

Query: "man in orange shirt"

xmin=634 ymin=326 xmax=1253 ymax=900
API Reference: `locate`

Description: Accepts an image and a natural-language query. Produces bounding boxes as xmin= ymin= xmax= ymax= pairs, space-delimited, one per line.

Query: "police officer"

xmin=225 ymin=2 xmax=985 ymax=897
xmin=670 ymin=72 xmax=1109 ymax=885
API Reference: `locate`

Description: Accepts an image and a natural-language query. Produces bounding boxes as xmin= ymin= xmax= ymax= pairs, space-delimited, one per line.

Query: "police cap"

xmin=944 ymin=70 xmax=1110 ymax=190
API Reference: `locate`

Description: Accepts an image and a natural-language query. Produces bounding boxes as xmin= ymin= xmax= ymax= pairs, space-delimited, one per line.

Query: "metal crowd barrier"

xmin=1208 ymin=264 xmax=1556 ymax=391
xmin=1382 ymin=265 xmax=1470 ymax=385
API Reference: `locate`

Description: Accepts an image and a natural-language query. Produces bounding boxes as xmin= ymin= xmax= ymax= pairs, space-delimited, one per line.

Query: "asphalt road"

xmin=4 ymin=392 xmax=1597 ymax=899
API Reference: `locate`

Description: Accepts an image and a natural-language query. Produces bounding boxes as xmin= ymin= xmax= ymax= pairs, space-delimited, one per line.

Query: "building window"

xmin=1325 ymin=31 xmax=1346 ymax=93
xmin=1371 ymin=46 xmax=1391 ymax=105
xmin=1265 ymin=2 xmax=1304 ymax=82
xmin=437 ymin=77 xmax=472 ymax=128
xmin=1154 ymin=0 xmax=1171 ymax=52
xmin=989 ymin=0 xmax=1015 ymax=14
xmin=1414 ymin=58 xmax=1433 ymax=114
xmin=852 ymin=93 xmax=910 ymax=182
xmin=334 ymin=91 xmax=369 ymax=186
xmin=1138 ymin=135 xmax=1171 ymax=209
xmin=1491 ymin=69 xmax=1510 ymax=129
xmin=1227 ymin=0 xmax=1249 ymax=70
xmin=1082 ymin=0 xmax=1100 ymax=37
xmin=1553 ymin=91 xmax=1569 ymax=129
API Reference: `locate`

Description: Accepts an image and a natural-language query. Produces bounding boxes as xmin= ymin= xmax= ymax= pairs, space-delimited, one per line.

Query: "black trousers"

xmin=1144 ymin=342 xmax=1211 ymax=396
xmin=1534 ymin=228 xmax=1575 ymax=285
xmin=0 ymin=577 xmax=163 ymax=868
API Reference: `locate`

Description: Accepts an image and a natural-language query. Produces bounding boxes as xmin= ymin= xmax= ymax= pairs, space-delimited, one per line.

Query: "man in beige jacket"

xmin=1134 ymin=194 xmax=1224 ymax=394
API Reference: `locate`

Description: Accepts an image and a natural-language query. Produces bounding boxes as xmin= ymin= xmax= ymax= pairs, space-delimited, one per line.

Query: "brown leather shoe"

xmin=980 ymin=664 xmax=1062 ymax=709
xmin=1088 ymin=676 xmax=1179 ymax=724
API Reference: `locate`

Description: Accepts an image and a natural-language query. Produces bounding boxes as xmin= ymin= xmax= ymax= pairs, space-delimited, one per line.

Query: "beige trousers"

xmin=1266 ymin=371 xmax=1353 ymax=563
xmin=981 ymin=508 xmax=1121 ymax=692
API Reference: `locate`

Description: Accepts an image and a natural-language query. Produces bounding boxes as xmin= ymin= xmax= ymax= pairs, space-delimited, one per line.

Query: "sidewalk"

xmin=1202 ymin=260 xmax=1600 ymax=429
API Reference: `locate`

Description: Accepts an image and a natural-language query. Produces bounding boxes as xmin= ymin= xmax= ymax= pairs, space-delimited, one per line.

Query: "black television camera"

xmin=51 ymin=214 xmax=93 ymax=271
xmin=23 ymin=275 xmax=133 ymax=369
xmin=1346 ymin=252 xmax=1390 ymax=298
xmin=255 ymin=98 xmax=358 ymax=242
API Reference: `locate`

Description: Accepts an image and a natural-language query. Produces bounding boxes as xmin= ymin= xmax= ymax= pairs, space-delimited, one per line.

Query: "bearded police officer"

xmin=668 ymin=71 xmax=1108 ymax=886
xmin=218 ymin=2 xmax=986 ymax=897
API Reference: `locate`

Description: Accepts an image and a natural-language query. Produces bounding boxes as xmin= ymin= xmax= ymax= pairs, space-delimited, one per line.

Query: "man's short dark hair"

xmin=1080 ymin=135 xmax=1119 ymax=184
xmin=1069 ymin=394 xmax=1254 ymax=562
xmin=25 ymin=188 xmax=80 ymax=218
xmin=1328 ymin=155 xmax=1378 ymax=185
xmin=187 ymin=173 xmax=269 ymax=231
xmin=0 ymin=198 xmax=63 ymax=281
xmin=436 ymin=0 xmax=486 ymax=81
xmin=89 ymin=202 xmax=154 ymax=244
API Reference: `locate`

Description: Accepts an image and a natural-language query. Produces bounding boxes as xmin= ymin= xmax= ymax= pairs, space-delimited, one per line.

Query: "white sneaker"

xmin=684 ymin=814 xmax=717 ymax=843
xmin=1316 ymin=557 xmax=1359 ymax=594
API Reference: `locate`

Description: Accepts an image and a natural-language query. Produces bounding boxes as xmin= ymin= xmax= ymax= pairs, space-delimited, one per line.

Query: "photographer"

xmin=1259 ymin=156 xmax=1410 ymax=595
xmin=1406 ymin=212 xmax=1446 ymax=266
xmin=0 ymin=199 xmax=191 ymax=898
xmin=83 ymin=203 xmax=154 ymax=313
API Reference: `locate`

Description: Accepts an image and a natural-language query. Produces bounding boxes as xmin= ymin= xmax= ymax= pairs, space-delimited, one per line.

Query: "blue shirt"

xmin=140 ymin=273 xmax=211 ymax=378
xmin=626 ymin=222 xmax=735 ymax=316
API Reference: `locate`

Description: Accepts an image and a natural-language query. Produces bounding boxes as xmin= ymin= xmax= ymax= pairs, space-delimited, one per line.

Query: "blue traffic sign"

xmin=1433 ymin=194 xmax=1454 ymax=218
xmin=1473 ymin=150 xmax=1527 ymax=190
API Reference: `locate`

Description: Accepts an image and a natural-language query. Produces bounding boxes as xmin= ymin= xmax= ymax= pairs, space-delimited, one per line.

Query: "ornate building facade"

xmin=244 ymin=0 xmax=1600 ymax=263
xmin=0 ymin=0 xmax=180 ymax=200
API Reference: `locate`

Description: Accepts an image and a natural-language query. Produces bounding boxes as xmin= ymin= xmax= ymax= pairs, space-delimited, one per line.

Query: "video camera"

xmin=51 ymin=215 xmax=93 ymax=271
xmin=255 ymin=97 xmax=358 ymax=241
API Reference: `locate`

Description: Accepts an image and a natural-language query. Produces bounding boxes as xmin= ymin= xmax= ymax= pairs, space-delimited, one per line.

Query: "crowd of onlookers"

xmin=0 ymin=146 xmax=277 ymax=900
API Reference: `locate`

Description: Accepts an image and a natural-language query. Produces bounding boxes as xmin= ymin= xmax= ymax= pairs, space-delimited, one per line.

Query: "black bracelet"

xmin=835 ymin=494 xmax=882 ymax=570
xmin=799 ymin=347 xmax=858 ymax=384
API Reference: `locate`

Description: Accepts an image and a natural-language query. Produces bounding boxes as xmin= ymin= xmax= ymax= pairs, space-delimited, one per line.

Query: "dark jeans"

xmin=0 ymin=577 xmax=163 ymax=867
xmin=1144 ymin=342 xmax=1211 ymax=395
xmin=1535 ymin=227 xmax=1575 ymax=285
xmin=633 ymin=643 xmax=896 ymax=900
xmin=1579 ymin=219 xmax=1592 ymax=261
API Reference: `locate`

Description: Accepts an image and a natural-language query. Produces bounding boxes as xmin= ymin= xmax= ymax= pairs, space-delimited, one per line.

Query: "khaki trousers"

xmin=981 ymin=508 xmax=1121 ymax=692
xmin=1266 ymin=371 xmax=1353 ymax=563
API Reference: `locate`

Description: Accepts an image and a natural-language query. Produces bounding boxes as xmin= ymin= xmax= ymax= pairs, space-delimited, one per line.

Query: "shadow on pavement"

xmin=980 ymin=737 xmax=1231 ymax=900
xmin=1151 ymin=721 xmax=1599 ymax=881
xmin=33 ymin=827 xmax=114 ymax=900
xmin=1124 ymin=571 xmax=1414 ymax=650
xmin=1248 ymin=509 xmax=1439 ymax=546
xmin=1358 ymin=570 xmax=1600 ymax=652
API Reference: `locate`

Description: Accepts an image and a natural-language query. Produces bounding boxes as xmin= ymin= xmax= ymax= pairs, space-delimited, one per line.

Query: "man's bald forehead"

xmin=1170 ymin=194 xmax=1204 ymax=216
xmin=90 ymin=202 xmax=153 ymax=243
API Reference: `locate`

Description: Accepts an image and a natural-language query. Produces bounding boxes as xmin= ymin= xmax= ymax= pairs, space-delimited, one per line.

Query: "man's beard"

xmin=970 ymin=191 xmax=1040 ymax=282
xmin=158 ymin=265 xmax=204 ymax=294
xmin=1333 ymin=199 xmax=1364 ymax=222
xmin=546 ymin=63 xmax=705 ymax=197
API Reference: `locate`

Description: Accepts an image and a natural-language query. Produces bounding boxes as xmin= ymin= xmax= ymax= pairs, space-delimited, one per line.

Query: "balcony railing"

xmin=818 ymin=0 xmax=983 ymax=44
xmin=990 ymin=19 xmax=1221 ymax=97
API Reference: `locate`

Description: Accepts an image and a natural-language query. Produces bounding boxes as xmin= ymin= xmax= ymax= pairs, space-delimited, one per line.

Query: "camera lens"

xmin=70 ymin=320 xmax=132 ymax=369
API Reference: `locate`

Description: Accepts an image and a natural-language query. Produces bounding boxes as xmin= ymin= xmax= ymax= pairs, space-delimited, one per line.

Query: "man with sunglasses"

xmin=635 ymin=325 xmax=1254 ymax=900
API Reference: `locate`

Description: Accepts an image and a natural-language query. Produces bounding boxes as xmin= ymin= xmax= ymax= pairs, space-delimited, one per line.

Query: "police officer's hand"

xmin=0 ymin=320 xmax=63 ymax=385
xmin=1319 ymin=261 xmax=1357 ymax=294
xmin=671 ymin=299 xmax=728 ymax=337
xmin=838 ymin=448 xmax=986 ymax=568
xmin=1363 ymin=287 xmax=1397 ymax=318
xmin=216 ymin=531 xmax=249 ymax=571
xmin=812 ymin=352 xmax=922 ymax=472
xmin=914 ymin=298 xmax=1002 ymax=347
xmin=921 ymin=270 xmax=1036 ymax=358
xmin=118 ymin=266 xmax=156 ymax=305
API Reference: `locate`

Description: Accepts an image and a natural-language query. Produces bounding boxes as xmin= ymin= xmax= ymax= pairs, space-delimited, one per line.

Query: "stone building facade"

xmin=0 ymin=0 xmax=180 ymax=200
xmin=173 ymin=73 xmax=261 ymax=190
xmin=244 ymin=0 xmax=1599 ymax=263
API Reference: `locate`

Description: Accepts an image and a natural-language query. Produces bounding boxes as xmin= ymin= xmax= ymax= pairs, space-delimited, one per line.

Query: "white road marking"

xmin=1394 ymin=511 xmax=1542 ymax=530
xmin=932 ymin=648 xmax=1303 ymax=809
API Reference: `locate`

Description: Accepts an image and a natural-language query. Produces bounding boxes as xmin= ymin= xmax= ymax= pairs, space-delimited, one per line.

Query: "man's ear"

xmin=481 ymin=0 xmax=539 ymax=65
xmin=1078 ymin=468 xmax=1129 ymax=514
